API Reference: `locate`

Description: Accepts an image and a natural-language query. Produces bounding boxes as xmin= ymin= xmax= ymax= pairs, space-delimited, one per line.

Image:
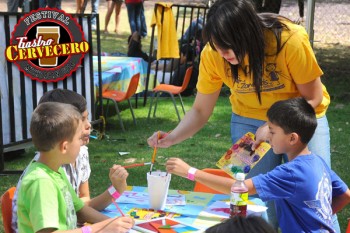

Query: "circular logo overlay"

xmin=5 ymin=8 xmax=90 ymax=82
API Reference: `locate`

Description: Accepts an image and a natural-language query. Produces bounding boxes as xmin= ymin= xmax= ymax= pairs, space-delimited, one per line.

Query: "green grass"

xmin=1 ymin=4 xmax=350 ymax=232
xmin=2 ymin=95 xmax=350 ymax=232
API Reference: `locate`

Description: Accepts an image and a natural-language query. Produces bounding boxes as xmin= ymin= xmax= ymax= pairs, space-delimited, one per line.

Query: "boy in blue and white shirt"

xmin=165 ymin=97 xmax=350 ymax=233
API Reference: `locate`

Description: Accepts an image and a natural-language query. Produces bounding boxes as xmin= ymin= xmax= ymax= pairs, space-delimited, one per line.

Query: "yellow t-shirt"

xmin=197 ymin=21 xmax=330 ymax=121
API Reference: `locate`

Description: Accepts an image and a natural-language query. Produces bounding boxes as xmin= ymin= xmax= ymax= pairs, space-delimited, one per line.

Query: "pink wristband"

xmin=108 ymin=185 xmax=121 ymax=199
xmin=81 ymin=226 xmax=92 ymax=233
xmin=187 ymin=167 xmax=198 ymax=181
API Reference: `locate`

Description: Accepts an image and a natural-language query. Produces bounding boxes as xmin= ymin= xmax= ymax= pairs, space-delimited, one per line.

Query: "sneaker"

xmin=91 ymin=24 xmax=97 ymax=31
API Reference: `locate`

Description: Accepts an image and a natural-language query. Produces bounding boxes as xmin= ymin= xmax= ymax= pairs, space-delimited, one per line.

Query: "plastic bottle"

xmin=230 ymin=172 xmax=248 ymax=218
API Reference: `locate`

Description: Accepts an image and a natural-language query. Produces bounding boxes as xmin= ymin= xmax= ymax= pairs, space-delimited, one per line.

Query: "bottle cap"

xmin=235 ymin=172 xmax=245 ymax=181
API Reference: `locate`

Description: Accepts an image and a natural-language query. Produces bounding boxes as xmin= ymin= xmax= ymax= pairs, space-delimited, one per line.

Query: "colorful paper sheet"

xmin=216 ymin=132 xmax=271 ymax=177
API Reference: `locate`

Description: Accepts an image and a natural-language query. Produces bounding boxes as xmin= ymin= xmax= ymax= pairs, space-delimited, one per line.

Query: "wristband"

xmin=108 ymin=185 xmax=121 ymax=199
xmin=187 ymin=167 xmax=198 ymax=181
xmin=81 ymin=226 xmax=92 ymax=233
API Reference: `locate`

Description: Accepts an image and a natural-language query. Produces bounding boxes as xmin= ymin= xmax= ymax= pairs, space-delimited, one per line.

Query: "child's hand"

xmin=252 ymin=123 xmax=269 ymax=151
xmin=109 ymin=216 xmax=134 ymax=232
xmin=165 ymin=158 xmax=191 ymax=178
xmin=109 ymin=165 xmax=128 ymax=194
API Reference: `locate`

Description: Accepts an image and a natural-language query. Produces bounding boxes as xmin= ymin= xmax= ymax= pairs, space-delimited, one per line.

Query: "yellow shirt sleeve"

xmin=196 ymin=21 xmax=329 ymax=121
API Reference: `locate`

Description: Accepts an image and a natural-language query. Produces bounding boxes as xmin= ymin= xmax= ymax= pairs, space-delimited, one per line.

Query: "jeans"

xmin=7 ymin=0 xmax=19 ymax=12
xmin=39 ymin=0 xmax=46 ymax=8
xmin=46 ymin=0 xmax=61 ymax=9
xmin=230 ymin=113 xmax=339 ymax=232
xmin=126 ymin=3 xmax=142 ymax=34
xmin=140 ymin=3 xmax=147 ymax=37
xmin=91 ymin=0 xmax=100 ymax=26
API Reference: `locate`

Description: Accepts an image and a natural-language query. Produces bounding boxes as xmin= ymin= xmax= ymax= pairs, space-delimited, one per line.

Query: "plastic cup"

xmin=147 ymin=171 xmax=171 ymax=210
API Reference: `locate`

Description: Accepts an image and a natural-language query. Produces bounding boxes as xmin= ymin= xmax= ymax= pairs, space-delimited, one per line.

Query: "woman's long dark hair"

xmin=203 ymin=0 xmax=291 ymax=103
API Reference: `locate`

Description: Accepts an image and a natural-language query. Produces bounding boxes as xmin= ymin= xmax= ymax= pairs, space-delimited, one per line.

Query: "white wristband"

xmin=187 ymin=167 xmax=198 ymax=181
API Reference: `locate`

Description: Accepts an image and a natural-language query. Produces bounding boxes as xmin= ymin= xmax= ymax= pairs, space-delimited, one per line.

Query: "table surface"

xmin=93 ymin=56 xmax=149 ymax=93
xmin=101 ymin=186 xmax=266 ymax=232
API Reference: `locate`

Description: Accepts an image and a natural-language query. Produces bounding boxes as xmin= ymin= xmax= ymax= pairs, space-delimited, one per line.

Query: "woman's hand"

xmin=252 ymin=123 xmax=269 ymax=151
xmin=165 ymin=158 xmax=191 ymax=178
xmin=109 ymin=165 xmax=128 ymax=194
xmin=147 ymin=131 xmax=172 ymax=148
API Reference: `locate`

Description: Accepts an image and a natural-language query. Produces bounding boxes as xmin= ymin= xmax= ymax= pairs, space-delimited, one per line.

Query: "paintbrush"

xmin=111 ymin=198 xmax=125 ymax=217
xmin=150 ymin=131 xmax=160 ymax=174
xmin=123 ymin=162 xmax=151 ymax=169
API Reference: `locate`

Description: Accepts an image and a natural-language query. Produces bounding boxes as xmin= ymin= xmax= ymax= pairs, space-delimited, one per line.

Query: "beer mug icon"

xmin=36 ymin=26 xmax=60 ymax=67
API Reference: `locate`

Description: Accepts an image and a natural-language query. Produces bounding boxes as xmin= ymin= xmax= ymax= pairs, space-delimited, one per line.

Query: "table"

xmin=93 ymin=56 xmax=149 ymax=94
xmin=101 ymin=186 xmax=267 ymax=232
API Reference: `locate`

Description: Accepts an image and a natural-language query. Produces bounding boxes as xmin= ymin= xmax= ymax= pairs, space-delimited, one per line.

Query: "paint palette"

xmin=133 ymin=217 xmax=202 ymax=233
xmin=127 ymin=208 xmax=181 ymax=220
xmin=216 ymin=132 xmax=271 ymax=177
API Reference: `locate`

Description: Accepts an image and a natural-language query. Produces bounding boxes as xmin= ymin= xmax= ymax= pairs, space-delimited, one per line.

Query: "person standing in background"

xmin=104 ymin=0 xmax=123 ymax=34
xmin=76 ymin=0 xmax=100 ymax=30
xmin=125 ymin=0 xmax=143 ymax=35
xmin=140 ymin=0 xmax=147 ymax=38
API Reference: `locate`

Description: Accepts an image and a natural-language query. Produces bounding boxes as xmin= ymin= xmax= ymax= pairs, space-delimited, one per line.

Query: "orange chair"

xmin=147 ymin=66 xmax=193 ymax=122
xmin=346 ymin=218 xmax=350 ymax=233
xmin=101 ymin=73 xmax=140 ymax=132
xmin=193 ymin=168 xmax=233 ymax=194
xmin=1 ymin=187 xmax=16 ymax=233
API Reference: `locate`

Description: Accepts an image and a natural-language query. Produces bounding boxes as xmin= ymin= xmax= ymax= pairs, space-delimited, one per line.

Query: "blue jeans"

xmin=91 ymin=0 xmax=99 ymax=25
xmin=140 ymin=3 xmax=147 ymax=37
xmin=46 ymin=0 xmax=61 ymax=9
xmin=230 ymin=113 xmax=339 ymax=232
xmin=126 ymin=3 xmax=142 ymax=34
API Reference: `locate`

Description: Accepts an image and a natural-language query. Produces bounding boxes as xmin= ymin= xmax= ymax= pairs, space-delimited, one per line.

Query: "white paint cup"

xmin=147 ymin=171 xmax=171 ymax=210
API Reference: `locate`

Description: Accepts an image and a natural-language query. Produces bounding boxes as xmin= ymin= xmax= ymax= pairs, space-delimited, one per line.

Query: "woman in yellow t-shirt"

xmin=147 ymin=0 xmax=336 ymax=231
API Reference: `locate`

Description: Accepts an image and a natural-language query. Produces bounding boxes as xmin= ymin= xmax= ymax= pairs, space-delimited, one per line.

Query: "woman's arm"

xmin=147 ymin=90 xmax=221 ymax=148
xmin=295 ymin=77 xmax=323 ymax=108
xmin=253 ymin=77 xmax=324 ymax=149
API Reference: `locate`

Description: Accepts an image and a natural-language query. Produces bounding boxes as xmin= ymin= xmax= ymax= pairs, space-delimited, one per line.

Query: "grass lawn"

xmin=1 ymin=2 xmax=350 ymax=232
xmin=1 ymin=94 xmax=350 ymax=232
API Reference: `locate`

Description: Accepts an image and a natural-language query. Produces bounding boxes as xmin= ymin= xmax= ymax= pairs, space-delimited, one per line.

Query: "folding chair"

xmin=193 ymin=168 xmax=232 ymax=194
xmin=147 ymin=66 xmax=193 ymax=122
xmin=101 ymin=73 xmax=140 ymax=132
xmin=1 ymin=187 xmax=16 ymax=233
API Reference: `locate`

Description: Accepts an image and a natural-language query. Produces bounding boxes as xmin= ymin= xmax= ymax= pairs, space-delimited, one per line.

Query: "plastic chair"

xmin=346 ymin=218 xmax=350 ymax=233
xmin=193 ymin=168 xmax=233 ymax=194
xmin=102 ymin=73 xmax=140 ymax=132
xmin=147 ymin=66 xmax=193 ymax=122
xmin=1 ymin=187 xmax=16 ymax=233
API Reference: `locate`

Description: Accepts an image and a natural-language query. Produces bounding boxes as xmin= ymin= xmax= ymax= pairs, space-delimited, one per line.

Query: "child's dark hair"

xmin=267 ymin=97 xmax=317 ymax=144
xmin=205 ymin=216 xmax=276 ymax=233
xmin=38 ymin=88 xmax=87 ymax=113
xmin=30 ymin=102 xmax=82 ymax=152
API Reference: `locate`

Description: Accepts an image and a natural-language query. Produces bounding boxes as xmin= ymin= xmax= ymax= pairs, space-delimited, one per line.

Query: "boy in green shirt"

xmin=17 ymin=102 xmax=134 ymax=233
